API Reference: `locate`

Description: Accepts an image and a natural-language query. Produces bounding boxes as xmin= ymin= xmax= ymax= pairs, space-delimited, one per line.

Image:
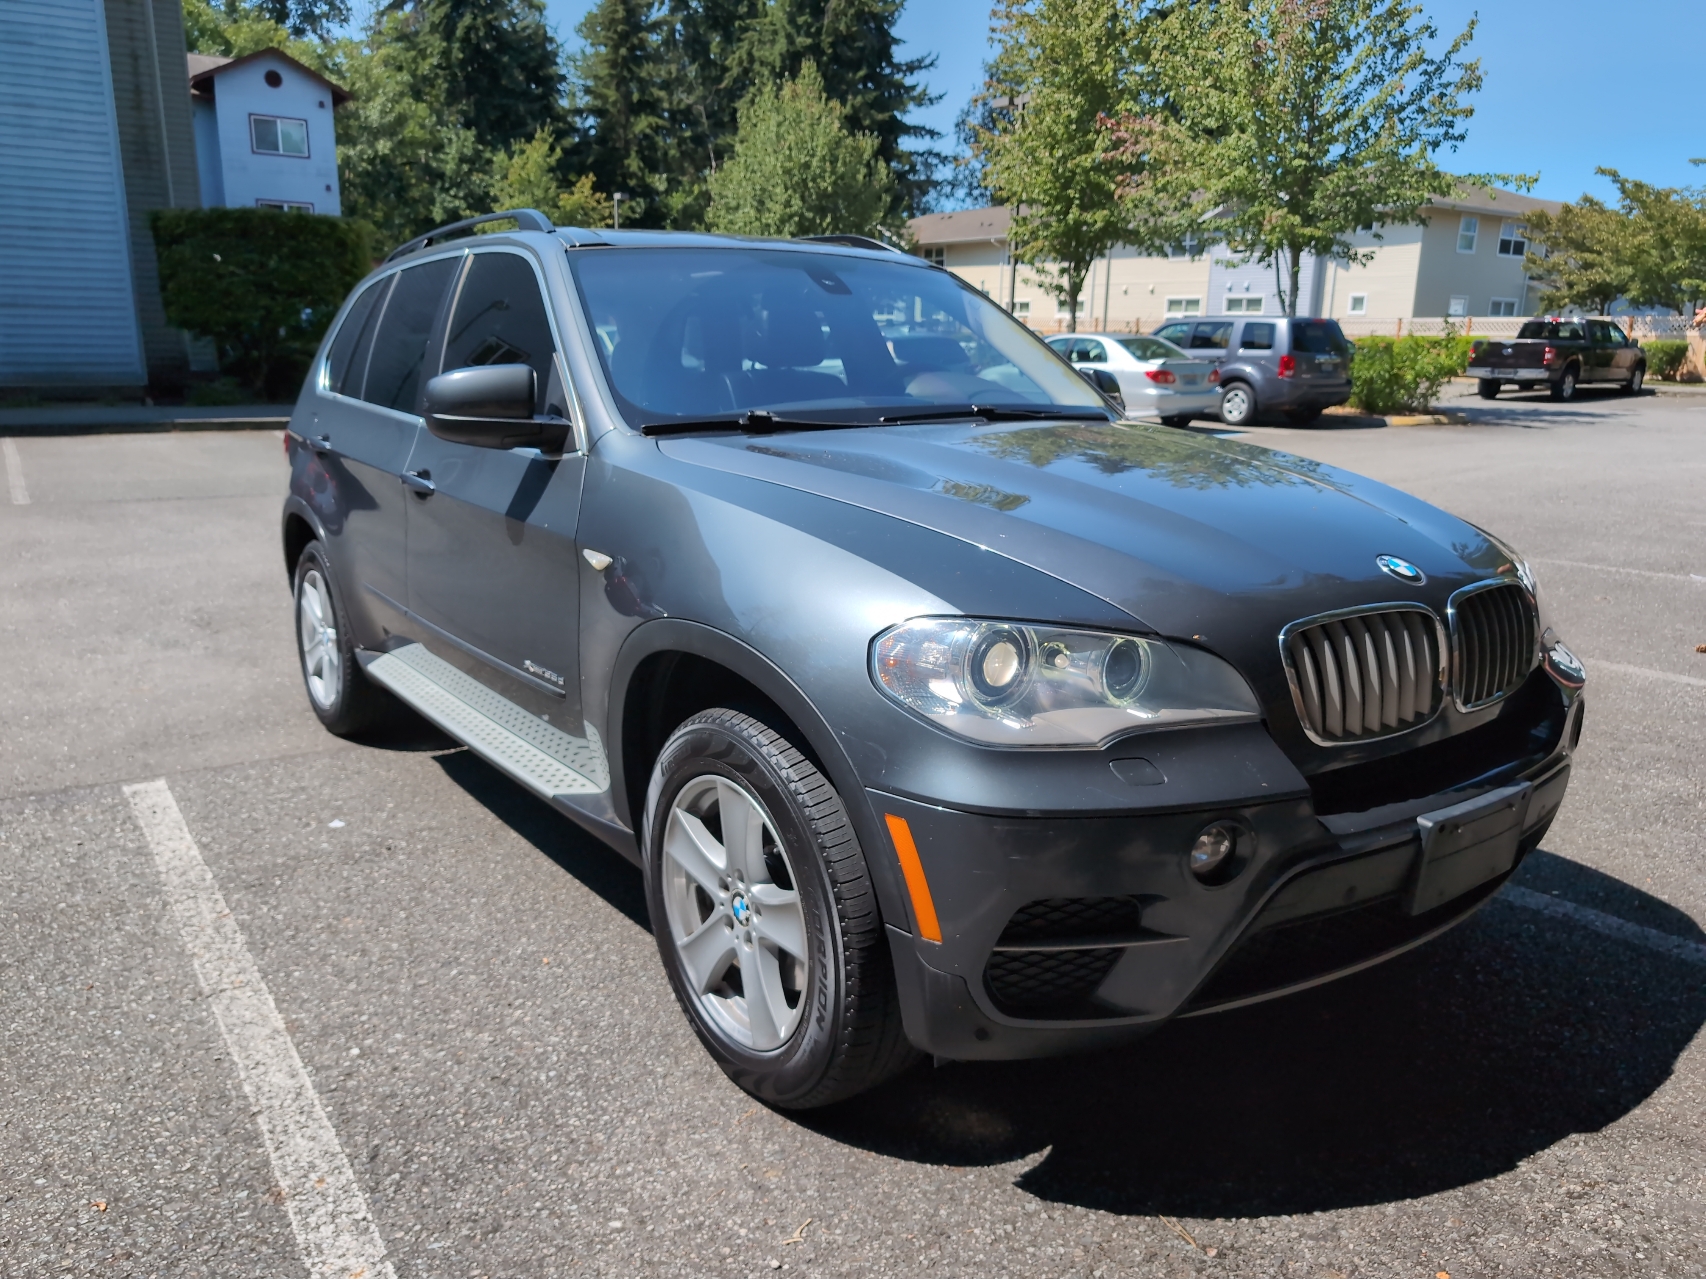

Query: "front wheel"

xmin=1625 ymin=365 xmax=1645 ymax=395
xmin=644 ymin=709 xmax=917 ymax=1108
xmin=1550 ymin=367 xmax=1578 ymax=401
xmin=1477 ymin=379 xmax=1502 ymax=399
xmin=1218 ymin=382 xmax=1256 ymax=427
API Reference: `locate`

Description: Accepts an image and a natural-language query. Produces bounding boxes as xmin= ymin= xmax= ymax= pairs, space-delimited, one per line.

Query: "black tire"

xmin=1477 ymin=379 xmax=1502 ymax=399
xmin=643 ymin=709 xmax=918 ymax=1108
xmin=1284 ymin=406 xmax=1324 ymax=425
xmin=1218 ymin=381 xmax=1256 ymax=427
xmin=1159 ymin=414 xmax=1194 ymax=428
xmin=1516 ymin=381 xmax=1537 ymax=392
xmin=1625 ymin=364 xmax=1645 ymax=395
xmin=1550 ymin=366 xmax=1578 ymax=401
xmin=292 ymin=540 xmax=398 ymax=736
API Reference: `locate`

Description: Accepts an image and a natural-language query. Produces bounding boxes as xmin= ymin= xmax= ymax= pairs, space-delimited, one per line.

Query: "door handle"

xmin=402 ymin=469 xmax=435 ymax=496
xmin=310 ymin=434 xmax=332 ymax=455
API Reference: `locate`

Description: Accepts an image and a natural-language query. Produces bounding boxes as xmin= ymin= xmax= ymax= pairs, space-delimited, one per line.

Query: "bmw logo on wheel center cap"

xmin=731 ymin=895 xmax=751 ymax=926
xmin=1376 ymin=554 xmax=1426 ymax=584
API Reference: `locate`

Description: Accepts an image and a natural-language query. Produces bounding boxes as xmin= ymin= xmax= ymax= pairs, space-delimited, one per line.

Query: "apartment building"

xmin=909 ymin=186 xmax=1564 ymax=331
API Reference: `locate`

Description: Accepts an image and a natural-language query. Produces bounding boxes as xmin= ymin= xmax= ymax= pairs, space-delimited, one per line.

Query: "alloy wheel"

xmin=297 ymin=568 xmax=341 ymax=711
xmin=661 ymin=775 xmax=809 ymax=1052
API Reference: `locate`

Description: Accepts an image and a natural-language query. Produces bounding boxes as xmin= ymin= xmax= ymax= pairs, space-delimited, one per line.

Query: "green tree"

xmin=574 ymin=0 xmax=671 ymax=224
xmin=418 ymin=0 xmax=569 ymax=154
xmin=1596 ymin=167 xmax=1706 ymax=315
xmin=971 ymin=0 xmax=1145 ymax=331
xmin=489 ymin=128 xmax=614 ymax=226
xmin=1521 ymin=196 xmax=1637 ymax=316
xmin=1108 ymin=0 xmax=1517 ymax=316
xmin=181 ymin=0 xmax=331 ymax=68
xmin=705 ymin=62 xmax=894 ymax=237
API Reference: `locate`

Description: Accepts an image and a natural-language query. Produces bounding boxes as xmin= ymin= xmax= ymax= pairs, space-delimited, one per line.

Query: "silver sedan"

xmin=1048 ymin=332 xmax=1221 ymax=426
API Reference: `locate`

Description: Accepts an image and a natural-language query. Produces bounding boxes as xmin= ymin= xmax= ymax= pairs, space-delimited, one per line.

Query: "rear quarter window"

xmin=1292 ymin=320 xmax=1349 ymax=355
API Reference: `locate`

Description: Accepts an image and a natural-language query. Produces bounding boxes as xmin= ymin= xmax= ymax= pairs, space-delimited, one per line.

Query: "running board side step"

xmin=362 ymin=642 xmax=608 ymax=799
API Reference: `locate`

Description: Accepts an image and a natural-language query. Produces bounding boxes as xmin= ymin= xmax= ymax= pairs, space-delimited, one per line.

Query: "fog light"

xmin=1190 ymin=823 xmax=1238 ymax=881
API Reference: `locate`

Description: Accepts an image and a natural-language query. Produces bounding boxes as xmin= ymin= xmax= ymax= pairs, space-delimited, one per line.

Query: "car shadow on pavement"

xmin=431 ymin=747 xmax=651 ymax=931
xmin=804 ymin=850 xmax=1706 ymax=1218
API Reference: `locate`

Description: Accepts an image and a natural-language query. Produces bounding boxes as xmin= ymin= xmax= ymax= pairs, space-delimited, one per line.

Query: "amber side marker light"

xmin=884 ymin=813 xmax=942 ymax=943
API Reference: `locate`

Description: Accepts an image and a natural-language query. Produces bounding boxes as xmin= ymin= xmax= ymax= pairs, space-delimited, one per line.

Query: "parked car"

xmin=1045 ymin=332 xmax=1220 ymax=426
xmin=1466 ymin=318 xmax=1646 ymax=400
xmin=1150 ymin=316 xmax=1353 ymax=426
xmin=284 ymin=212 xmax=1585 ymax=1109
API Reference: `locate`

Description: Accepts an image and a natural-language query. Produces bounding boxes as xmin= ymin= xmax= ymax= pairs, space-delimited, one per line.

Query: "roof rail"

xmin=795 ymin=234 xmax=903 ymax=254
xmin=385 ymin=209 xmax=555 ymax=263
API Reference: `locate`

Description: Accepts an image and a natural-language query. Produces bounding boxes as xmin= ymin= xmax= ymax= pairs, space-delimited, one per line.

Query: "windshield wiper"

xmin=639 ymin=410 xmax=868 ymax=437
xmin=877 ymin=404 xmax=1112 ymax=424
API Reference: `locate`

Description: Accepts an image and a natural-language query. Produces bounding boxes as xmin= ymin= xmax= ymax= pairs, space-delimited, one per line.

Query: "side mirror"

xmin=423 ymin=364 xmax=571 ymax=452
xmin=1078 ymin=366 xmax=1124 ymax=412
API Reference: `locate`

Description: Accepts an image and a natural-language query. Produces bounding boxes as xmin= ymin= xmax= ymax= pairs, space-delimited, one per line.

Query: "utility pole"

xmin=612 ymin=193 xmax=629 ymax=230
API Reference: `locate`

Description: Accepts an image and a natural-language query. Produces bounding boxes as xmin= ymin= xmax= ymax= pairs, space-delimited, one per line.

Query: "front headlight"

xmin=870 ymin=617 xmax=1261 ymax=747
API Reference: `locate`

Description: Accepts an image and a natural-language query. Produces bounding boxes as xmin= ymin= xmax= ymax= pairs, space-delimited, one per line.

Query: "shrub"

xmin=1349 ymin=334 xmax=1471 ymax=415
xmin=1643 ymin=339 xmax=1689 ymax=381
xmin=150 ymin=208 xmax=373 ymax=399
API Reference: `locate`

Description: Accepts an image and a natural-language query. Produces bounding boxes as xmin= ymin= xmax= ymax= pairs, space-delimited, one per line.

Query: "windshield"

xmin=1292 ymin=320 xmax=1350 ymax=355
xmin=1118 ymin=335 xmax=1185 ymax=361
xmin=566 ymin=246 xmax=1105 ymax=425
xmin=1516 ymin=320 xmax=1585 ymax=340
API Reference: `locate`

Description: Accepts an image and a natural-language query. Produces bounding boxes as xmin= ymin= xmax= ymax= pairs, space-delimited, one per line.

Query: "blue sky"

xmin=541 ymin=0 xmax=1704 ymax=205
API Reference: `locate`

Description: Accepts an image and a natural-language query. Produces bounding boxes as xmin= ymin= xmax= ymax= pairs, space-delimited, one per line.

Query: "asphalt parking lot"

xmin=3 ymin=383 xmax=1705 ymax=1278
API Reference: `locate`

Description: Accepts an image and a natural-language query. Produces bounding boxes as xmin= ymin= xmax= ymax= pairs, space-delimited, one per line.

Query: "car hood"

xmin=657 ymin=418 xmax=1511 ymax=646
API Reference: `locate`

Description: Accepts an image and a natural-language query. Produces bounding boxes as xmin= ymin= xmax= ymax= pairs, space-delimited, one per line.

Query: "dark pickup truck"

xmin=1467 ymin=318 xmax=1646 ymax=400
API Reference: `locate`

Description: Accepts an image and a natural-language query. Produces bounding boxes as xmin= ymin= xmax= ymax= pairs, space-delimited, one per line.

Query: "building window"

xmin=1347 ymin=293 xmax=1368 ymax=315
xmin=1224 ymin=296 xmax=1263 ymax=314
xmin=1456 ymin=216 xmax=1478 ymax=254
xmin=251 ymin=114 xmax=309 ymax=157
xmin=1010 ymin=300 xmax=1031 ymax=317
xmin=257 ymin=199 xmax=314 ymax=212
xmin=1056 ymin=298 xmax=1087 ymax=318
xmin=1447 ymin=296 xmax=1469 ymax=318
xmin=1489 ymin=298 xmax=1518 ymax=317
xmin=1497 ymin=221 xmax=1526 ymax=257
xmin=1164 ymin=297 xmax=1202 ymax=316
xmin=920 ymin=245 xmax=945 ymax=266
xmin=1168 ymin=234 xmax=1200 ymax=260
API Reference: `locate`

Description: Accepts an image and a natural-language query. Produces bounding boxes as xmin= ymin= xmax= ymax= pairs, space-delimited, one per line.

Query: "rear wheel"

xmin=1625 ymin=364 xmax=1645 ymax=395
xmin=293 ymin=540 xmax=397 ymax=736
xmin=1218 ymin=382 xmax=1256 ymax=427
xmin=644 ymin=709 xmax=917 ymax=1108
xmin=1550 ymin=367 xmax=1579 ymax=401
xmin=1477 ymin=379 xmax=1502 ymax=399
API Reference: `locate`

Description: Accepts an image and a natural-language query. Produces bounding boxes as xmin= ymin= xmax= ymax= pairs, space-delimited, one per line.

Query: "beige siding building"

xmin=910 ymin=186 xmax=1564 ymax=333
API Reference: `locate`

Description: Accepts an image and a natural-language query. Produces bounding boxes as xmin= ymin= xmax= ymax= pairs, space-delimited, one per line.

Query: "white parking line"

xmin=123 ymin=779 xmax=395 ymax=1279
xmin=1588 ymin=660 xmax=1706 ymax=689
xmin=1533 ymin=556 xmax=1706 ymax=584
xmin=1502 ymin=886 xmax=1706 ymax=967
xmin=2 ymin=437 xmax=28 ymax=505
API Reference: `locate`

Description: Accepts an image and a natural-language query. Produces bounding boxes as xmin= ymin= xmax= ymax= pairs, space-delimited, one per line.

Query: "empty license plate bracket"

xmin=1407 ymin=782 xmax=1533 ymax=916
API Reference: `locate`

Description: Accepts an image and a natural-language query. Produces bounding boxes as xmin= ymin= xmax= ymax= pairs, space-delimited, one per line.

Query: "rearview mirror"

xmin=423 ymin=364 xmax=571 ymax=452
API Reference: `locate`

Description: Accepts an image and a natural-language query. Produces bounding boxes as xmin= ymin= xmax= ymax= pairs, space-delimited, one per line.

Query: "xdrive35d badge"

xmin=1376 ymin=553 xmax=1426 ymax=584
xmin=282 ymin=208 xmax=1585 ymax=1108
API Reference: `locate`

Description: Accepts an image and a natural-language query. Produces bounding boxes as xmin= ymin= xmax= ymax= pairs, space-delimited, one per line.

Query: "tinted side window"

xmin=363 ymin=257 xmax=459 ymax=413
xmin=1153 ymin=323 xmax=1192 ymax=345
xmin=1079 ymin=339 xmax=1107 ymax=362
xmin=1240 ymin=322 xmax=1276 ymax=351
xmin=442 ymin=252 xmax=559 ymax=414
xmin=1190 ymin=322 xmax=1233 ymax=350
xmin=325 ymin=276 xmax=390 ymax=397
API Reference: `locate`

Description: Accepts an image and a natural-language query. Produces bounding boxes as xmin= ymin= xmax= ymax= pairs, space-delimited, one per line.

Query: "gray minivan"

xmin=1150 ymin=316 xmax=1353 ymax=426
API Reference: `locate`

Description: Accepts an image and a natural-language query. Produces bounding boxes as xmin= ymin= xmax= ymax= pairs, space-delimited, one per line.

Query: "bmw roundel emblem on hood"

xmin=1376 ymin=554 xmax=1426 ymax=584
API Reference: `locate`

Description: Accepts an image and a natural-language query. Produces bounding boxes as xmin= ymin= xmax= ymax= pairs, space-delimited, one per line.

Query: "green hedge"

xmin=150 ymin=208 xmax=373 ymax=399
xmin=1643 ymin=340 xmax=1689 ymax=381
xmin=1348 ymin=335 xmax=1471 ymax=415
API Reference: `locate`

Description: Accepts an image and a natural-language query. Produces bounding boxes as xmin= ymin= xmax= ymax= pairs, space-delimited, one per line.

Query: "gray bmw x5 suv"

xmin=283 ymin=210 xmax=1586 ymax=1108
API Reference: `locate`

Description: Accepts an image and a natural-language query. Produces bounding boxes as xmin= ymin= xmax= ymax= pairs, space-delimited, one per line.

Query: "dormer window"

xmin=251 ymin=114 xmax=308 ymax=157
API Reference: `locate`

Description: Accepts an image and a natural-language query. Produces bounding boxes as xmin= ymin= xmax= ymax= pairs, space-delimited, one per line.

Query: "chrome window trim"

xmin=1447 ymin=577 xmax=1540 ymax=713
xmin=1277 ymin=602 xmax=1447 ymax=748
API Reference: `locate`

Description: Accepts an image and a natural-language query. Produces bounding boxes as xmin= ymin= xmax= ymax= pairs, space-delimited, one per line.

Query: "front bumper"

xmin=879 ymin=753 xmax=1572 ymax=1061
